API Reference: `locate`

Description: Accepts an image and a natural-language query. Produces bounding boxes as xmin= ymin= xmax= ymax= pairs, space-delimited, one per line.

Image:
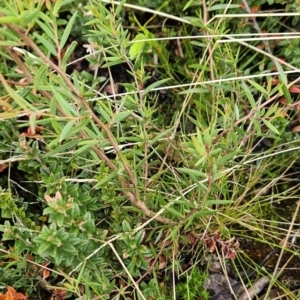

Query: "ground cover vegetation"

xmin=1 ymin=0 xmax=300 ymax=299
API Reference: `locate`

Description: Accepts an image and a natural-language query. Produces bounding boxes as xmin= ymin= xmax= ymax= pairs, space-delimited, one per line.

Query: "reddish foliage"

xmin=0 ymin=287 xmax=27 ymax=300
xmin=0 ymin=164 xmax=8 ymax=173
xmin=251 ymin=6 xmax=260 ymax=13
xmin=51 ymin=289 xmax=66 ymax=300
xmin=201 ymin=232 xmax=239 ymax=259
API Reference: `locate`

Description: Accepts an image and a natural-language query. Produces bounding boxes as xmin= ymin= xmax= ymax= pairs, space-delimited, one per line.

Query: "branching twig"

xmin=1 ymin=17 xmax=176 ymax=225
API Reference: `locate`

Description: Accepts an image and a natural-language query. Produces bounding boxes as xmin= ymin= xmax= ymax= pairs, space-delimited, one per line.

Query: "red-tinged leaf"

xmin=55 ymin=191 xmax=62 ymax=200
xmin=27 ymin=126 xmax=34 ymax=136
xmin=292 ymin=125 xmax=300 ymax=132
xmin=148 ymin=258 xmax=156 ymax=268
xmin=207 ymin=239 xmax=216 ymax=252
xmin=187 ymin=233 xmax=197 ymax=245
xmin=44 ymin=195 xmax=53 ymax=203
xmin=226 ymin=250 xmax=236 ymax=260
xmin=289 ymin=85 xmax=300 ymax=93
xmin=53 ymin=289 xmax=66 ymax=300
xmin=214 ymin=232 xmax=221 ymax=240
xmin=234 ymin=241 xmax=240 ymax=249
xmin=271 ymin=78 xmax=280 ymax=85
xmin=225 ymin=236 xmax=236 ymax=244
xmin=221 ymin=243 xmax=228 ymax=254
xmin=6 ymin=286 xmax=26 ymax=300
xmin=278 ymin=97 xmax=288 ymax=105
xmin=0 ymin=164 xmax=8 ymax=173
xmin=45 ymin=191 xmax=62 ymax=203
xmin=42 ymin=267 xmax=50 ymax=279
xmin=251 ymin=6 xmax=260 ymax=13
xmin=257 ymin=44 xmax=265 ymax=50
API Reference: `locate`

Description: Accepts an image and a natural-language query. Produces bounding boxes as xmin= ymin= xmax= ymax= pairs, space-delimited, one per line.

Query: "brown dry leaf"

xmin=41 ymin=262 xmax=51 ymax=279
xmin=186 ymin=233 xmax=197 ymax=245
xmin=104 ymin=83 xmax=119 ymax=95
xmin=158 ymin=255 xmax=167 ymax=270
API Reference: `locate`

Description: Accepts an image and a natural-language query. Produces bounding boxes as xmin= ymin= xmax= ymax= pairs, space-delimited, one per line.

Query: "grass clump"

xmin=1 ymin=0 xmax=300 ymax=299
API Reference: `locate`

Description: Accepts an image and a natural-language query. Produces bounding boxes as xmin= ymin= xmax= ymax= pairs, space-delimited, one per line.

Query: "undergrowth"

xmin=1 ymin=0 xmax=300 ymax=299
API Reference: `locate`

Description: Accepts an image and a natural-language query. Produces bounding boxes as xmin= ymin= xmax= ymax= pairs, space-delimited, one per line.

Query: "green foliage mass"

xmin=0 ymin=0 xmax=300 ymax=299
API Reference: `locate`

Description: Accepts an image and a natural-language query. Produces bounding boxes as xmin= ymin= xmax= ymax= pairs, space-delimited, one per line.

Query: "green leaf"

xmin=97 ymin=104 xmax=112 ymax=123
xmin=111 ymin=111 xmax=131 ymax=124
xmin=164 ymin=206 xmax=184 ymax=218
xmin=64 ymin=117 xmax=91 ymax=139
xmin=61 ymin=41 xmax=77 ymax=69
xmin=0 ymin=73 xmax=36 ymax=111
xmin=0 ymin=16 xmax=21 ymax=24
xmin=241 ymin=81 xmax=256 ymax=109
xmin=21 ymin=8 xmax=40 ymax=26
xmin=177 ymin=167 xmax=207 ymax=178
xmin=101 ymin=58 xmax=125 ymax=68
xmin=143 ymin=78 xmax=170 ymax=95
xmin=216 ymin=151 xmax=238 ymax=165
xmin=248 ymin=79 xmax=268 ymax=99
xmin=282 ymin=84 xmax=292 ymax=104
xmin=44 ymin=139 xmax=79 ymax=158
xmin=183 ymin=0 xmax=196 ymax=11
xmin=274 ymin=60 xmax=287 ymax=85
xmin=265 ymin=103 xmax=279 ymax=118
xmin=36 ymin=19 xmax=56 ymax=42
xmin=115 ymin=0 xmax=126 ymax=16
xmin=205 ymin=200 xmax=234 ymax=205
xmin=134 ymin=230 xmax=145 ymax=244
xmin=34 ymin=64 xmax=49 ymax=91
xmin=59 ymin=120 xmax=76 ymax=143
xmin=129 ymin=33 xmax=147 ymax=60
xmin=191 ymin=133 xmax=206 ymax=157
xmin=234 ymin=103 xmax=240 ymax=120
xmin=252 ymin=119 xmax=261 ymax=135
xmin=208 ymin=4 xmax=240 ymax=10
xmin=94 ymin=170 xmax=118 ymax=189
xmin=72 ymin=140 xmax=99 ymax=158
xmin=0 ymin=40 xmax=21 ymax=46
xmin=60 ymin=11 xmax=78 ymax=49
xmin=179 ymin=88 xmax=210 ymax=94
xmin=172 ymin=200 xmax=196 ymax=208
xmin=33 ymin=32 xmax=57 ymax=56
xmin=262 ymin=119 xmax=280 ymax=135
xmin=122 ymin=220 xmax=132 ymax=232
xmin=53 ymin=0 xmax=64 ymax=17
xmin=50 ymin=87 xmax=78 ymax=116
